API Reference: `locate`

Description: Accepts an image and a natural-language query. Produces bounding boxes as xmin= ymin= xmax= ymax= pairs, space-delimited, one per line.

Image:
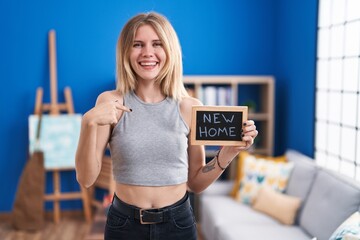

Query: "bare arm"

xmin=180 ymin=97 xmax=258 ymax=193
xmin=75 ymin=91 xmax=131 ymax=188
xmin=187 ymin=134 xmax=256 ymax=193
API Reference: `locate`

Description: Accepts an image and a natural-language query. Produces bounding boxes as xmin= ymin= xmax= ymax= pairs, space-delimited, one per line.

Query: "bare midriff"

xmin=115 ymin=182 xmax=188 ymax=209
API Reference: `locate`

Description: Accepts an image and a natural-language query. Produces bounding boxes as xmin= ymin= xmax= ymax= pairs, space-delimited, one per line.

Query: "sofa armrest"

xmin=200 ymin=180 xmax=235 ymax=196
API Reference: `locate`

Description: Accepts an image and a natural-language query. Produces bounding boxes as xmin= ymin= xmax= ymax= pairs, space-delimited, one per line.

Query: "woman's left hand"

xmin=239 ymin=120 xmax=258 ymax=150
xmin=224 ymin=120 xmax=258 ymax=153
xmin=217 ymin=120 xmax=258 ymax=168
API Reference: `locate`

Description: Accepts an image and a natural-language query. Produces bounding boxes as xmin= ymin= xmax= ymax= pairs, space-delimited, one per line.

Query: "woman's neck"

xmin=134 ymin=83 xmax=165 ymax=103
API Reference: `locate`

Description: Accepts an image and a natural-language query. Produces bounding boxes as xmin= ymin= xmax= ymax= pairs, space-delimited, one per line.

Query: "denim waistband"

xmin=111 ymin=192 xmax=190 ymax=224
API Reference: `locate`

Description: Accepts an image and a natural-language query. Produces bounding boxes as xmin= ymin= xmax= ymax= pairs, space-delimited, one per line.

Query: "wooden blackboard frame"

xmin=190 ymin=106 xmax=248 ymax=146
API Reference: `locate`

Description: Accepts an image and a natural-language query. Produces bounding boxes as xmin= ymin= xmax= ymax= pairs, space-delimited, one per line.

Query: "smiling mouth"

xmin=139 ymin=61 xmax=158 ymax=66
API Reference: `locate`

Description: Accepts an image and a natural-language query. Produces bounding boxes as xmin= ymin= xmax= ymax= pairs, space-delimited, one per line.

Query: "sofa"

xmin=198 ymin=149 xmax=360 ymax=240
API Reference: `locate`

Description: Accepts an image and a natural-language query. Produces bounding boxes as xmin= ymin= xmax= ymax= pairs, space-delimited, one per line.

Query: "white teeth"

xmin=140 ymin=62 xmax=157 ymax=66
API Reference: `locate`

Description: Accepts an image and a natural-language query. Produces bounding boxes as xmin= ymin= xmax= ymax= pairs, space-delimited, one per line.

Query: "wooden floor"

xmin=0 ymin=215 xmax=91 ymax=240
xmin=0 ymin=212 xmax=92 ymax=240
xmin=0 ymin=212 xmax=204 ymax=240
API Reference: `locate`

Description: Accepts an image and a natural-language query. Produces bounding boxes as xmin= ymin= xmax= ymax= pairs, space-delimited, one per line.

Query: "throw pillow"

xmin=230 ymin=151 xmax=287 ymax=199
xmin=252 ymin=186 xmax=301 ymax=225
xmin=329 ymin=212 xmax=360 ymax=240
xmin=344 ymin=235 xmax=360 ymax=240
xmin=238 ymin=155 xmax=294 ymax=204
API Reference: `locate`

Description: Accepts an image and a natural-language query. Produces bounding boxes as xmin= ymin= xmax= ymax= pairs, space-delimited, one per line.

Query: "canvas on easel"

xmin=32 ymin=29 xmax=91 ymax=224
xmin=29 ymin=114 xmax=82 ymax=169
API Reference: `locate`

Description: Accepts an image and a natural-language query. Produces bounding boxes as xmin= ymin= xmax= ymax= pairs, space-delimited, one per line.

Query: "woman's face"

xmin=129 ymin=24 xmax=167 ymax=83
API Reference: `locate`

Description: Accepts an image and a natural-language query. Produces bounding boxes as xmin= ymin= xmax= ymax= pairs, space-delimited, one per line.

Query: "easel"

xmin=34 ymin=30 xmax=91 ymax=223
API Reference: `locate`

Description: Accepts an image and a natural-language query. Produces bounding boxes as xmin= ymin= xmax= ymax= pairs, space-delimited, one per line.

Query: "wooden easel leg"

xmin=80 ymin=186 xmax=92 ymax=223
xmin=64 ymin=87 xmax=74 ymax=114
xmin=34 ymin=87 xmax=43 ymax=115
xmin=53 ymin=170 xmax=61 ymax=223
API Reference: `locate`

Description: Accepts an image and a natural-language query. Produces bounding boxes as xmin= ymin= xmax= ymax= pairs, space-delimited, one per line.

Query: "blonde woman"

xmin=75 ymin=12 xmax=258 ymax=240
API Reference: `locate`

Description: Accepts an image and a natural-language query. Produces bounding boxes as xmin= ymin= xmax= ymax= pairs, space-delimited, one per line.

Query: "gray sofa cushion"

xmin=299 ymin=169 xmax=360 ymax=240
xmin=218 ymin=224 xmax=310 ymax=240
xmin=200 ymin=194 xmax=280 ymax=240
xmin=285 ymin=150 xmax=318 ymax=223
xmin=285 ymin=149 xmax=318 ymax=200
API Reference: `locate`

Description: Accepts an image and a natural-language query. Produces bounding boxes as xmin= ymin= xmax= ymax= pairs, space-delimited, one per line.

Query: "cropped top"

xmin=109 ymin=91 xmax=190 ymax=186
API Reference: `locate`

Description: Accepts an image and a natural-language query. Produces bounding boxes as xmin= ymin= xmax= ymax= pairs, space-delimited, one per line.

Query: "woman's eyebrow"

xmin=133 ymin=39 xmax=161 ymax=42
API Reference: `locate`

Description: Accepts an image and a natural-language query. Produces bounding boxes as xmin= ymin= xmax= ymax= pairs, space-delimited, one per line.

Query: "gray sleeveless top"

xmin=109 ymin=91 xmax=190 ymax=186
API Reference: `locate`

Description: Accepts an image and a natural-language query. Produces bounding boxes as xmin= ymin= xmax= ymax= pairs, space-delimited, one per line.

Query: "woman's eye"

xmin=153 ymin=42 xmax=162 ymax=47
xmin=133 ymin=43 xmax=142 ymax=48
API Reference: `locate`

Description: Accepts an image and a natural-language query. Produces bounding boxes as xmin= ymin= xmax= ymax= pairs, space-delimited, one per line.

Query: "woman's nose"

xmin=142 ymin=45 xmax=154 ymax=57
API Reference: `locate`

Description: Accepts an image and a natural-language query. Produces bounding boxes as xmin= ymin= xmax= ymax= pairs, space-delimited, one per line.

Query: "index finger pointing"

xmin=114 ymin=102 xmax=132 ymax=112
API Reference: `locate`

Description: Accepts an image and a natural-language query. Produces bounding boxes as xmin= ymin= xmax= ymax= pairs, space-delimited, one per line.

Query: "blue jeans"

xmin=104 ymin=192 xmax=197 ymax=240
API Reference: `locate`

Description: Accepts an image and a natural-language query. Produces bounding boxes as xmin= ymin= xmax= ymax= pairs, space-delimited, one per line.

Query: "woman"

xmin=75 ymin=12 xmax=258 ymax=240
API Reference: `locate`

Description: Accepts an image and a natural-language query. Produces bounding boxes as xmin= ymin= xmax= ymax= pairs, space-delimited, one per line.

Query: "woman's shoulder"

xmin=178 ymin=96 xmax=203 ymax=126
xmin=179 ymin=96 xmax=203 ymax=118
xmin=96 ymin=90 xmax=124 ymax=104
xmin=179 ymin=96 xmax=203 ymax=108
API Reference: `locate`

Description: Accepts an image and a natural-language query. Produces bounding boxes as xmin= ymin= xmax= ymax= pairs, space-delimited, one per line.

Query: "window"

xmin=315 ymin=0 xmax=360 ymax=180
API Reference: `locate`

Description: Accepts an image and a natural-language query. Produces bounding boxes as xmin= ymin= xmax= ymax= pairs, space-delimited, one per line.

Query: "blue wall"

xmin=0 ymin=0 xmax=317 ymax=212
xmin=274 ymin=1 xmax=318 ymax=156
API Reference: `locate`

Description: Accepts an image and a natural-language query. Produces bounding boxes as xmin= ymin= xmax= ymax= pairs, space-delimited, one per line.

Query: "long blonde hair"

xmin=116 ymin=12 xmax=188 ymax=101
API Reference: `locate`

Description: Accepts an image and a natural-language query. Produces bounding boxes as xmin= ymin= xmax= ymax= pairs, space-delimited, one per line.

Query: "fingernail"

xmin=130 ymin=109 xmax=133 ymax=112
xmin=243 ymin=122 xmax=247 ymax=126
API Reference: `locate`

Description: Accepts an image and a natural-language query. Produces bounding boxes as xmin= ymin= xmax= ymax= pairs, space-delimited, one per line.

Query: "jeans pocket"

xmin=106 ymin=206 xmax=130 ymax=229
xmin=172 ymin=209 xmax=196 ymax=230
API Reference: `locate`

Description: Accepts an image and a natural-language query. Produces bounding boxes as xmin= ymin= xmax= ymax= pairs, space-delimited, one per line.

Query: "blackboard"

xmin=190 ymin=106 xmax=248 ymax=146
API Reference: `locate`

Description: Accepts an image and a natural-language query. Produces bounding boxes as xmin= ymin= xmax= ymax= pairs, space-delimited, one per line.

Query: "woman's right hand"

xmin=82 ymin=100 xmax=132 ymax=127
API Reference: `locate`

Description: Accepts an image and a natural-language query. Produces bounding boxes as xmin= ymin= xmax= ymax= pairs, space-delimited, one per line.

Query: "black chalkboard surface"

xmin=190 ymin=106 xmax=248 ymax=146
